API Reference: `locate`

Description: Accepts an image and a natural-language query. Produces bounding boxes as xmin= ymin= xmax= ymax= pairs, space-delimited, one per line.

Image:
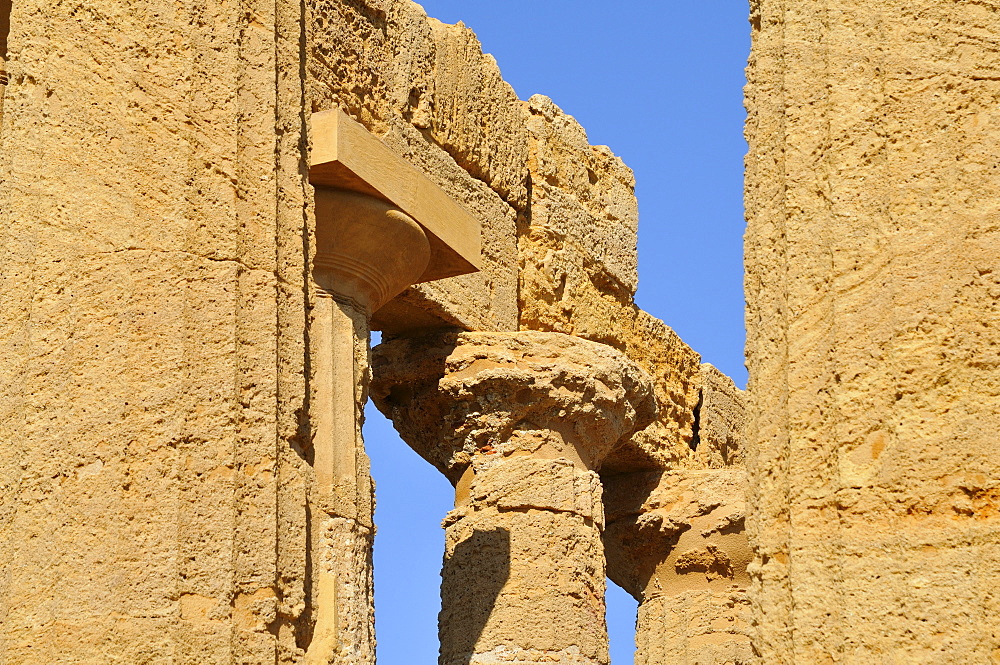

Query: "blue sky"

xmin=366 ymin=2 xmax=750 ymax=662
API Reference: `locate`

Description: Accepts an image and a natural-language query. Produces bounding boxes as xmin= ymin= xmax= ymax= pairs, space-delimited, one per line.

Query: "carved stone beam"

xmin=305 ymin=110 xmax=481 ymax=664
xmin=603 ymin=469 xmax=753 ymax=665
xmin=371 ymin=331 xmax=656 ymax=665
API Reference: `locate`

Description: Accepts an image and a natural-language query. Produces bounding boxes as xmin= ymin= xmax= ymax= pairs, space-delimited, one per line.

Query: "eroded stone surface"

xmin=525 ymin=95 xmax=639 ymax=294
xmin=0 ymin=0 xmax=313 ymax=661
xmin=375 ymin=121 xmax=519 ymax=334
xmin=308 ymin=0 xmax=523 ymax=333
xmin=695 ymin=363 xmax=747 ymax=469
xmin=519 ymin=96 xmax=707 ymax=474
xmin=371 ymin=331 xmax=656 ymax=482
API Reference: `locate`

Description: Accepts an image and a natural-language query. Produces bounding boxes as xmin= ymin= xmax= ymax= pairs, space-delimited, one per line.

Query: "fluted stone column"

xmin=307 ymin=188 xmax=431 ymax=664
xmin=746 ymin=1 xmax=1000 ymax=659
xmin=603 ymin=469 xmax=752 ymax=665
xmin=371 ymin=331 xmax=655 ymax=665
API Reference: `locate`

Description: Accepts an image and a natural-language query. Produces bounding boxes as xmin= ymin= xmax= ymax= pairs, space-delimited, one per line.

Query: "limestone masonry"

xmin=1 ymin=0 xmax=997 ymax=663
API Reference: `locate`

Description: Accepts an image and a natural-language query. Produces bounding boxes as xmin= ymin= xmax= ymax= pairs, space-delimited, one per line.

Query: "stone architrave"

xmin=603 ymin=469 xmax=753 ymax=665
xmin=371 ymin=331 xmax=656 ymax=665
xmin=306 ymin=110 xmax=481 ymax=664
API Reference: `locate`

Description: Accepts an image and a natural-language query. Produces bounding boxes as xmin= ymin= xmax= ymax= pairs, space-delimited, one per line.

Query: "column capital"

xmin=372 ymin=330 xmax=655 ymax=665
xmin=312 ymin=188 xmax=431 ymax=315
xmin=310 ymin=109 xmax=481 ymax=282
xmin=604 ymin=469 xmax=751 ymax=599
xmin=371 ymin=330 xmax=657 ymax=483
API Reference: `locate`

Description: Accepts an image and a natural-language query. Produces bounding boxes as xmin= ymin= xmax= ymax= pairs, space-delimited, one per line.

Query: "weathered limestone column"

xmin=745 ymin=0 xmax=1000 ymax=660
xmin=371 ymin=331 xmax=655 ymax=665
xmin=305 ymin=108 xmax=480 ymax=663
xmin=307 ymin=188 xmax=431 ymax=664
xmin=0 ymin=0 xmax=314 ymax=660
xmin=604 ymin=469 xmax=752 ymax=665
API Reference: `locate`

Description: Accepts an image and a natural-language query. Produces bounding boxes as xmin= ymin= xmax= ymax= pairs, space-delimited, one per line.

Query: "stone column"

xmin=0 ymin=0 xmax=314 ymax=660
xmin=603 ymin=469 xmax=752 ymax=665
xmin=745 ymin=0 xmax=1000 ymax=660
xmin=307 ymin=188 xmax=431 ymax=664
xmin=371 ymin=331 xmax=655 ymax=665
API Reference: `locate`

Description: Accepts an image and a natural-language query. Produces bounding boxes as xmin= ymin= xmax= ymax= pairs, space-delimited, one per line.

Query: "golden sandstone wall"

xmin=744 ymin=0 xmax=1000 ymax=661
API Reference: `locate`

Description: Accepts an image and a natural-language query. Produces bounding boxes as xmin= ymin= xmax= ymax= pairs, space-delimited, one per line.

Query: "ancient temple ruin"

xmin=1 ymin=0 xmax=997 ymax=663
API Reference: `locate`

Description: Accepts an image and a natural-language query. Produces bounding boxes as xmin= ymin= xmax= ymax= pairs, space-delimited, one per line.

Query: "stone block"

xmin=310 ymin=109 xmax=481 ymax=283
xmin=518 ymin=96 xmax=714 ymax=473
xmin=526 ymin=95 xmax=638 ymax=294
xmin=308 ymin=0 xmax=527 ymax=208
xmin=377 ymin=122 xmax=518 ymax=333
xmin=695 ymin=363 xmax=747 ymax=468
xmin=603 ymin=469 xmax=752 ymax=665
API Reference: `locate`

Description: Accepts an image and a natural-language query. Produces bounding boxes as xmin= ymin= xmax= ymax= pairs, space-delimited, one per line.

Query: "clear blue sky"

xmin=366 ymin=2 xmax=750 ymax=662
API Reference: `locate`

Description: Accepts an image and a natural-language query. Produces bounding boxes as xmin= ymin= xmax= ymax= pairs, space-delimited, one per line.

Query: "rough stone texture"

xmin=1 ymin=0 xmax=9 ymax=124
xmin=308 ymin=2 xmax=526 ymax=206
xmin=370 ymin=331 xmax=656 ymax=483
xmin=305 ymin=294 xmax=377 ymax=665
xmin=696 ymin=363 xmax=747 ymax=469
xmin=305 ymin=6 xmax=751 ymax=662
xmin=520 ymin=94 xmax=639 ymax=338
xmin=0 ymin=0 xmax=315 ymax=662
xmin=306 ymin=517 xmax=374 ymax=665
xmin=306 ymin=0 xmax=727 ymax=476
xmin=745 ymin=0 xmax=1000 ymax=661
xmin=308 ymin=0 xmax=523 ymax=333
xmin=371 ymin=331 xmax=656 ymax=664
xmin=4 ymin=0 xmax=996 ymax=661
xmin=604 ymin=469 xmax=752 ymax=665
xmin=519 ymin=96 xmax=705 ymax=473
xmin=440 ymin=470 xmax=608 ymax=665
xmin=0 ymin=0 xmax=749 ymax=662
xmin=525 ymin=95 xmax=639 ymax=293
xmin=375 ymin=121 xmax=518 ymax=334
